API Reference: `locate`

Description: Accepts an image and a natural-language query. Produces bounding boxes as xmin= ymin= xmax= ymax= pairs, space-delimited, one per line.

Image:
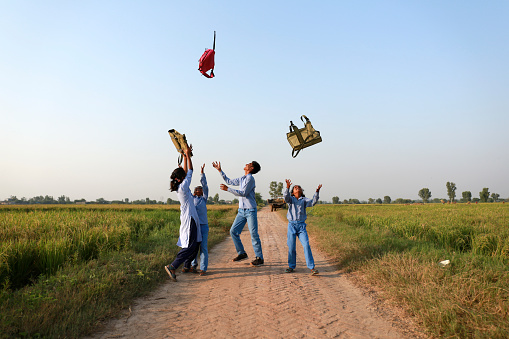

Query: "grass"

xmin=298 ymin=203 xmax=509 ymax=338
xmin=0 ymin=204 xmax=237 ymax=338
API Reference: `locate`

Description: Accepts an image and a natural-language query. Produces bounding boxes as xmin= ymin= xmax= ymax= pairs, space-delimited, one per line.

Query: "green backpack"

xmin=287 ymin=115 xmax=322 ymax=158
xmin=168 ymin=129 xmax=192 ymax=165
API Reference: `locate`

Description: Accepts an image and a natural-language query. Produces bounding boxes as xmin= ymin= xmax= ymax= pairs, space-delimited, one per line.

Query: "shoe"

xmin=232 ymin=253 xmax=248 ymax=262
xmin=285 ymin=268 xmax=294 ymax=273
xmin=311 ymin=269 xmax=319 ymax=275
xmin=199 ymin=271 xmax=207 ymax=276
xmin=165 ymin=265 xmax=177 ymax=281
xmin=182 ymin=267 xmax=190 ymax=273
xmin=250 ymin=257 xmax=264 ymax=266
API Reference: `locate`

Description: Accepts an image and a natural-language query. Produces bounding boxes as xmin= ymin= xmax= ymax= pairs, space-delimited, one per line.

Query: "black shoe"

xmin=232 ymin=253 xmax=248 ymax=262
xmin=250 ymin=257 xmax=264 ymax=266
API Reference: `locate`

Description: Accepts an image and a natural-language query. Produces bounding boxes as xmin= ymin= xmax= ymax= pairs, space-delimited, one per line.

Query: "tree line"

xmin=268 ymin=181 xmax=506 ymax=205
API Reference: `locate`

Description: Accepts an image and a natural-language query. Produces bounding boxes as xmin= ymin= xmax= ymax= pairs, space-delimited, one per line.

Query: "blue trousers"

xmin=287 ymin=221 xmax=314 ymax=270
xmin=191 ymin=223 xmax=209 ymax=271
xmin=230 ymin=208 xmax=263 ymax=259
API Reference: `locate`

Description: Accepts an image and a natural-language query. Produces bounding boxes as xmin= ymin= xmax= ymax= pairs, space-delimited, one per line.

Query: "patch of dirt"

xmin=87 ymin=207 xmax=427 ymax=338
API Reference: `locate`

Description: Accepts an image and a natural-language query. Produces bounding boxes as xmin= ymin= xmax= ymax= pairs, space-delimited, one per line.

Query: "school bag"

xmin=286 ymin=115 xmax=322 ymax=158
xmin=168 ymin=129 xmax=193 ymax=165
xmin=198 ymin=31 xmax=216 ymax=78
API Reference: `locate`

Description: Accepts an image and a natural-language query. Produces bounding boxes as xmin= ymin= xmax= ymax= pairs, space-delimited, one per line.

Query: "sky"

xmin=1 ymin=1 xmax=508 ymax=203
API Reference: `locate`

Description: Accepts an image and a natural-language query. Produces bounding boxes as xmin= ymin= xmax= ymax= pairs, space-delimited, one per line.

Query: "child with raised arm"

xmin=164 ymin=146 xmax=202 ymax=282
xmin=283 ymin=179 xmax=322 ymax=275
xmin=189 ymin=163 xmax=209 ymax=276
xmin=212 ymin=160 xmax=264 ymax=266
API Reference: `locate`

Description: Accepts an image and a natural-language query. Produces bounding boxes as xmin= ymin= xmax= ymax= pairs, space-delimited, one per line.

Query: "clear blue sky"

xmin=1 ymin=1 xmax=508 ymax=203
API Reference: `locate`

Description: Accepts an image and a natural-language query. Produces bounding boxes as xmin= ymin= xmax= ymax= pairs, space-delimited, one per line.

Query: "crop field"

xmin=0 ymin=204 xmax=237 ymax=338
xmin=303 ymin=203 xmax=509 ymax=338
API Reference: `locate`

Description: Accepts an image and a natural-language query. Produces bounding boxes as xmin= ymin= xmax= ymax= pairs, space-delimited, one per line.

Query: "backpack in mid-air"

xmin=287 ymin=115 xmax=322 ymax=158
xmin=199 ymin=31 xmax=216 ymax=78
xmin=168 ymin=129 xmax=193 ymax=165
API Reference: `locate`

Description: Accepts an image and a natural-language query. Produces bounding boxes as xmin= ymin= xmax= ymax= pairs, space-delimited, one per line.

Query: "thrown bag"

xmin=198 ymin=31 xmax=216 ymax=78
xmin=286 ymin=115 xmax=322 ymax=158
xmin=168 ymin=129 xmax=193 ymax=165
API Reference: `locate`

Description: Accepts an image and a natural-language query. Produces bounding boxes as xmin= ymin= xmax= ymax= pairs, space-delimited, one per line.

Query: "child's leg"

xmin=245 ymin=208 xmax=263 ymax=259
xmin=297 ymin=228 xmax=315 ymax=270
xmin=287 ymin=223 xmax=298 ymax=269
xmin=230 ymin=211 xmax=248 ymax=255
xmin=199 ymin=224 xmax=209 ymax=271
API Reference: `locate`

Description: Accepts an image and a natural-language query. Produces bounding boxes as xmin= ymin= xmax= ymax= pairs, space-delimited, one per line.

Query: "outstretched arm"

xmin=201 ymin=164 xmax=209 ymax=200
xmin=283 ymin=179 xmax=293 ymax=203
xmin=307 ymin=184 xmax=322 ymax=207
xmin=183 ymin=145 xmax=193 ymax=172
xmin=213 ymin=161 xmax=241 ymax=186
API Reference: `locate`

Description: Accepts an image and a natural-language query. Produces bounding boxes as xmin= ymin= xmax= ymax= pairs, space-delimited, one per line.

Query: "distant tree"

xmin=213 ymin=193 xmax=220 ymax=204
xmin=383 ymin=196 xmax=391 ymax=204
xmin=418 ymin=188 xmax=431 ymax=204
xmin=348 ymin=198 xmax=360 ymax=204
xmin=446 ymin=182 xmax=457 ymax=203
xmin=207 ymin=196 xmax=214 ymax=204
xmin=96 ymin=198 xmax=109 ymax=204
xmin=376 ymin=198 xmax=383 ymax=204
xmin=343 ymin=199 xmax=348 ymax=204
xmin=462 ymin=191 xmax=472 ymax=202
xmin=491 ymin=193 xmax=500 ymax=202
xmin=232 ymin=198 xmax=239 ymax=204
xmin=367 ymin=198 xmax=375 ymax=204
xmin=255 ymin=192 xmax=264 ymax=206
xmin=269 ymin=181 xmax=284 ymax=199
xmin=125 ymin=198 xmax=129 ymax=204
xmin=332 ymin=196 xmax=340 ymax=204
xmin=479 ymin=188 xmax=490 ymax=202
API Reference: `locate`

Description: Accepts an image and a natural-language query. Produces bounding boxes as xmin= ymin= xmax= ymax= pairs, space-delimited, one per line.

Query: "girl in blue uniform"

xmin=283 ymin=179 xmax=322 ymax=275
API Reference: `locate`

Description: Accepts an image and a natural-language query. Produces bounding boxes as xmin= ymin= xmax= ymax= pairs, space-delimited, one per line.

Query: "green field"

xmin=303 ymin=203 xmax=509 ymax=339
xmin=0 ymin=204 xmax=236 ymax=338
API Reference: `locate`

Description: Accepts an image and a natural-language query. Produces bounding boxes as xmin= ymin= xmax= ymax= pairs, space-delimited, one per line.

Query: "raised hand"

xmin=316 ymin=184 xmax=322 ymax=192
xmin=212 ymin=161 xmax=222 ymax=172
xmin=285 ymin=179 xmax=292 ymax=189
xmin=220 ymin=184 xmax=228 ymax=191
xmin=201 ymin=163 xmax=205 ymax=174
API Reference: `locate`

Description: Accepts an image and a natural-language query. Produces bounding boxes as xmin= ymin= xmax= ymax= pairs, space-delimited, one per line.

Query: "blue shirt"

xmin=176 ymin=169 xmax=202 ymax=248
xmin=283 ymin=187 xmax=319 ymax=222
xmin=220 ymin=171 xmax=257 ymax=209
xmin=193 ymin=173 xmax=208 ymax=225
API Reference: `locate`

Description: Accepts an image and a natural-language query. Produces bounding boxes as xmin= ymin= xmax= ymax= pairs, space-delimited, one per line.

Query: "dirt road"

xmin=89 ymin=207 xmax=419 ymax=338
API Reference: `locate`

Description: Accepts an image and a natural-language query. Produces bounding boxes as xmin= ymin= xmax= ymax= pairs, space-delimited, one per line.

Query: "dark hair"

xmin=290 ymin=185 xmax=305 ymax=198
xmin=251 ymin=161 xmax=261 ymax=174
xmin=170 ymin=167 xmax=186 ymax=191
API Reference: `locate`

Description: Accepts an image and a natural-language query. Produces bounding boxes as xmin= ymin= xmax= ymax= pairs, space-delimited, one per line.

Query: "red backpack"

xmin=198 ymin=31 xmax=216 ymax=78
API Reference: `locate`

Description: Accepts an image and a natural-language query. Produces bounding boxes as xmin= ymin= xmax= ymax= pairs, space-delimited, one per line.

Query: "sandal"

xmin=285 ymin=268 xmax=294 ymax=273
xmin=311 ymin=269 xmax=319 ymax=275
xmin=199 ymin=271 xmax=207 ymax=276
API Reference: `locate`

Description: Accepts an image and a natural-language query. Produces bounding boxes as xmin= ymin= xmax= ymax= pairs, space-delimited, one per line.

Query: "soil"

xmin=87 ymin=207 xmax=426 ymax=338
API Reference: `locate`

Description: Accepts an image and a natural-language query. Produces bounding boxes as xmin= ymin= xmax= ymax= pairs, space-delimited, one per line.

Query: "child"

xmin=212 ymin=160 xmax=264 ymax=266
xmin=164 ymin=146 xmax=202 ymax=282
xmin=283 ymin=179 xmax=322 ymax=275
xmin=189 ymin=163 xmax=209 ymax=276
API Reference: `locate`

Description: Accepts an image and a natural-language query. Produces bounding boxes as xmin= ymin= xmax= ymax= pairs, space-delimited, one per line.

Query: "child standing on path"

xmin=212 ymin=160 xmax=264 ymax=266
xmin=283 ymin=179 xmax=322 ymax=275
xmin=164 ymin=146 xmax=202 ymax=282
xmin=189 ymin=163 xmax=209 ymax=276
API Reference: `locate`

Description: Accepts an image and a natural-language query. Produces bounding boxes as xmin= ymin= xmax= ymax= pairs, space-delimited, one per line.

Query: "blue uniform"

xmin=283 ymin=187 xmax=319 ymax=270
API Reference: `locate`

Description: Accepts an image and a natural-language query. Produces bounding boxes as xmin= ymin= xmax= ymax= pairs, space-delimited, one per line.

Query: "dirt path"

xmin=89 ymin=207 xmax=419 ymax=338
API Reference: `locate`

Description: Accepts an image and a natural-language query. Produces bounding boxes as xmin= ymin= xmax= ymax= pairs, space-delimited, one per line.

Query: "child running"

xmin=189 ymin=163 xmax=209 ymax=276
xmin=283 ymin=179 xmax=322 ymax=275
xmin=164 ymin=146 xmax=202 ymax=282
